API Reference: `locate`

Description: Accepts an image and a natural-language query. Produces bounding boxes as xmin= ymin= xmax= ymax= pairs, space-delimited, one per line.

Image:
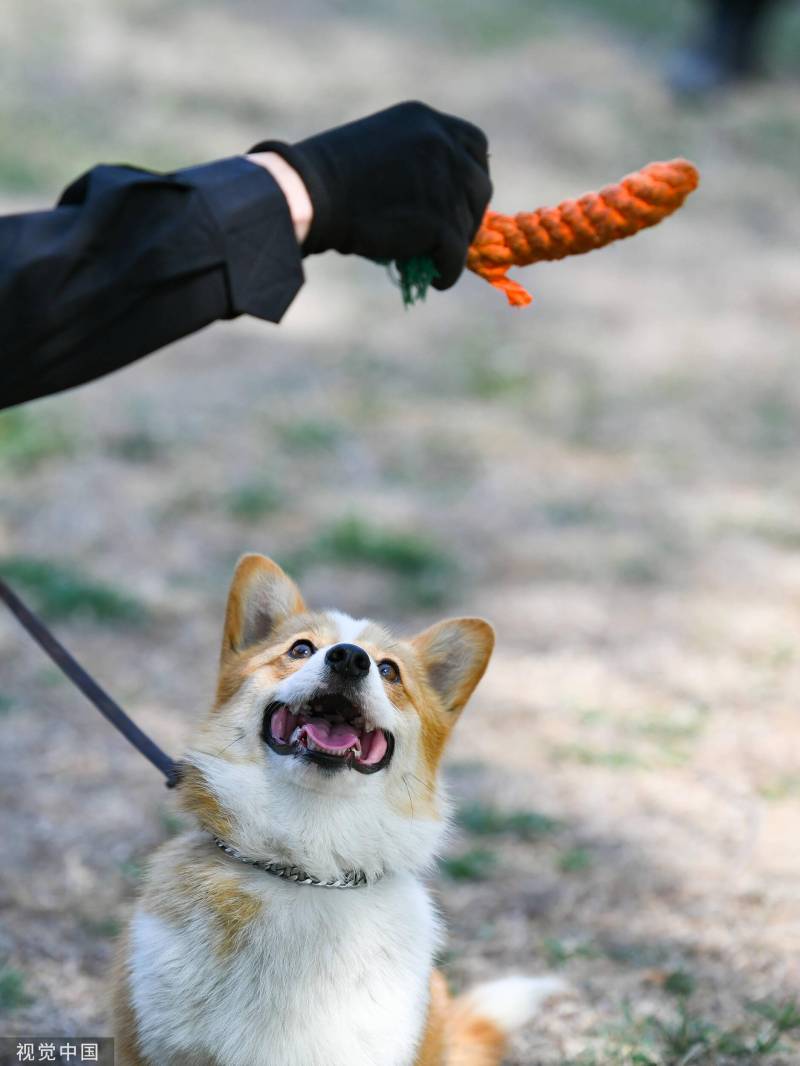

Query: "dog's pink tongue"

xmin=358 ymin=728 xmax=388 ymax=765
xmin=303 ymin=718 xmax=360 ymax=752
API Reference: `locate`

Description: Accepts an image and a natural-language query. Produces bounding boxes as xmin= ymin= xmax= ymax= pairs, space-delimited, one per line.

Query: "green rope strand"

xmin=377 ymin=256 xmax=440 ymax=308
xmin=395 ymin=256 xmax=439 ymax=307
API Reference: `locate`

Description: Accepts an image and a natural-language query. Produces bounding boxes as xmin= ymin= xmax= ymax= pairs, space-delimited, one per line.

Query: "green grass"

xmin=158 ymin=488 xmax=212 ymax=522
xmin=456 ymin=802 xmax=561 ymax=839
xmin=287 ymin=516 xmax=457 ymax=607
xmin=0 ymin=408 xmax=75 ymax=471
xmin=768 ymin=4 xmax=800 ymax=76
xmin=614 ymin=554 xmax=666 ymax=588
xmin=630 ymin=706 xmax=708 ymax=766
xmin=158 ymin=807 xmax=187 ymax=837
xmin=575 ymin=705 xmax=707 ymax=769
xmin=37 ymin=666 xmax=68 ymax=688
xmin=308 ymin=516 xmax=451 ymax=575
xmin=225 ymin=481 xmax=283 ymax=523
xmin=541 ymin=496 xmax=611 ymax=529
xmin=80 ymin=915 xmax=122 ymax=939
xmin=751 ymin=388 xmax=800 ymax=453
xmin=645 ymin=998 xmax=800 ymax=1061
xmin=575 ymin=988 xmax=800 ymax=1065
xmin=358 ymin=0 xmax=695 ymax=51
xmin=749 ymin=1000 xmax=800 ymax=1046
xmin=462 ymin=351 xmax=532 ymax=400
xmin=662 ymin=969 xmax=696 ymax=998
xmin=579 ymin=708 xmax=609 ymax=726
xmin=0 ymin=965 xmax=31 ymax=1013
xmin=744 ymin=518 xmax=800 ymax=552
xmin=601 ymin=940 xmax=672 ymax=969
xmin=0 ymin=556 xmax=147 ymax=624
xmin=108 ymin=426 xmax=164 ymax=463
xmin=759 ymin=643 xmax=796 ymax=671
xmin=552 ymin=743 xmax=645 ymax=770
xmin=543 ymin=936 xmax=598 ymax=967
xmin=726 ymin=107 xmax=800 ymax=175
xmin=0 ymin=94 xmax=190 ymax=196
xmin=633 ymin=710 xmax=707 ymax=746
xmin=644 ymin=1004 xmax=719 ymax=1062
xmin=439 ymin=848 xmax=497 ymax=882
xmin=0 ymin=151 xmax=43 ymax=192
xmin=564 ymin=0 xmax=694 ymax=41
xmin=559 ymin=846 xmax=592 ymax=873
xmin=119 ymin=858 xmax=145 ymax=884
xmin=380 ymin=436 xmax=477 ymax=495
xmin=759 ymin=774 xmax=800 ymax=802
xmin=565 ymin=698 xmax=708 ymax=768
xmin=277 ymin=419 xmax=346 ymax=454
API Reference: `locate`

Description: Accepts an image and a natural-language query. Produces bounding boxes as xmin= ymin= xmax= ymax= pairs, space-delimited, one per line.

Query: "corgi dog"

xmin=113 ymin=554 xmax=561 ymax=1066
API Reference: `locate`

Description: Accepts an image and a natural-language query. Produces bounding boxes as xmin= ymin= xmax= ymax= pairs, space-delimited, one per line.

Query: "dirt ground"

xmin=2 ymin=2 xmax=800 ymax=1063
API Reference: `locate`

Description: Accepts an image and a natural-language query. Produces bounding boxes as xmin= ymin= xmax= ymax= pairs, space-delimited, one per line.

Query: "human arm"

xmin=0 ymin=101 xmax=491 ymax=411
xmin=0 ymin=156 xmax=306 ymax=410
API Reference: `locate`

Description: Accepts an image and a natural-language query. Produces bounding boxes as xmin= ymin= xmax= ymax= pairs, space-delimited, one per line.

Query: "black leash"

xmin=0 ymin=576 xmax=180 ymax=787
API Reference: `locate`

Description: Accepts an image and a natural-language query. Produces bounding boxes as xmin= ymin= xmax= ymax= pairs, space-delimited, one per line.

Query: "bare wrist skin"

xmin=246 ymin=151 xmax=313 ymax=245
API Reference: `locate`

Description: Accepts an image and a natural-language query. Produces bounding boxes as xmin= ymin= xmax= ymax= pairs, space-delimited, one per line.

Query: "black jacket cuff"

xmin=181 ymin=155 xmax=305 ymax=322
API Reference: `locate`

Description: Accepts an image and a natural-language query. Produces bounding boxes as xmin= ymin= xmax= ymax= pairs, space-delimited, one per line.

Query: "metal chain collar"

xmin=213 ymin=837 xmax=382 ymax=890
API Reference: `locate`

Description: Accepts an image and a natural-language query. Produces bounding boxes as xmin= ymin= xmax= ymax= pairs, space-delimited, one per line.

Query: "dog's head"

xmin=178 ymin=554 xmax=494 ymax=880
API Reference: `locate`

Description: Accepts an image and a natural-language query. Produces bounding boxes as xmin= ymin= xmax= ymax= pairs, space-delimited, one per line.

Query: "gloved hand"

xmin=249 ymin=100 xmax=492 ymax=291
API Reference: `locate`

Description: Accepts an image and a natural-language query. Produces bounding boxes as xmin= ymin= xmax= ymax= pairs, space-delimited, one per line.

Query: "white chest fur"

xmin=129 ymin=869 xmax=441 ymax=1066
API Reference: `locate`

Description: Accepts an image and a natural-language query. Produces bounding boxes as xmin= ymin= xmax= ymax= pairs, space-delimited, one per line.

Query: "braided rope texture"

xmin=467 ymin=158 xmax=699 ymax=307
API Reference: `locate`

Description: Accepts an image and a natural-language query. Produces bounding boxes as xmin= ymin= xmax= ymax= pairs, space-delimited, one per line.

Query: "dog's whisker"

xmin=405 ymin=771 xmax=435 ymax=797
xmin=191 ymin=732 xmax=248 ymax=761
xmin=401 ymin=773 xmax=415 ymax=821
xmin=217 ymin=731 xmax=247 ymax=755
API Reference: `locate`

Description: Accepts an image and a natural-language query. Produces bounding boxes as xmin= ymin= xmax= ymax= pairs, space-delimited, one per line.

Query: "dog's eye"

xmin=378 ymin=659 xmax=400 ymax=683
xmin=288 ymin=640 xmax=315 ymax=659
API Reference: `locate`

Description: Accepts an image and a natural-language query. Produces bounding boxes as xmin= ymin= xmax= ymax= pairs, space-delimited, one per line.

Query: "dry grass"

xmin=1 ymin=1 xmax=800 ymax=1062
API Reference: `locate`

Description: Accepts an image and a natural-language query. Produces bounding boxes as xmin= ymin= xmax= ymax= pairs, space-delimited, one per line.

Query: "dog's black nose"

xmin=325 ymin=643 xmax=371 ymax=680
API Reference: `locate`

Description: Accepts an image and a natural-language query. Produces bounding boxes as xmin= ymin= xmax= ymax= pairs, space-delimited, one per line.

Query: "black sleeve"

xmin=0 ymin=156 xmax=305 ymax=410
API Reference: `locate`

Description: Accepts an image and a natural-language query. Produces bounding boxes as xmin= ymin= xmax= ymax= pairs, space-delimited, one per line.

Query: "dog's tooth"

xmin=364 ymin=723 xmax=374 ymax=733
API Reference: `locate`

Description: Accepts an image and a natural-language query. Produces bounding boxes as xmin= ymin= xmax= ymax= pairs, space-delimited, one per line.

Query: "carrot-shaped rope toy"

xmin=393 ymin=158 xmax=699 ymax=308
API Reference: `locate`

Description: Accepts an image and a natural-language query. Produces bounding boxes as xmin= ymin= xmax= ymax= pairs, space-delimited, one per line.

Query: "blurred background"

xmin=1 ymin=1 xmax=800 ymax=1062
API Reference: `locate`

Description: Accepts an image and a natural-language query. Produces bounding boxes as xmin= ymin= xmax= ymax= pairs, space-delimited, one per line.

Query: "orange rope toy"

xmin=464 ymin=158 xmax=699 ymax=307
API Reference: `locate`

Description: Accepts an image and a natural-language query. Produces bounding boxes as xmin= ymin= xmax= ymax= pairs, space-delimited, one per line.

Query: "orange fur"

xmin=112 ymin=935 xmax=150 ymax=1066
xmin=414 ymin=970 xmax=450 ymax=1066
xmin=140 ymin=836 xmax=264 ymax=959
xmin=413 ymin=970 xmax=511 ymax=1066
xmin=177 ymin=763 xmax=234 ymax=840
xmin=445 ymin=999 xmax=506 ymax=1066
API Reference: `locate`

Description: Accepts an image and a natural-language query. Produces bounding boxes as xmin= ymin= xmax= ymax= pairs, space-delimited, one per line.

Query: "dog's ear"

xmin=411 ymin=617 xmax=494 ymax=719
xmin=221 ymin=554 xmax=306 ymax=659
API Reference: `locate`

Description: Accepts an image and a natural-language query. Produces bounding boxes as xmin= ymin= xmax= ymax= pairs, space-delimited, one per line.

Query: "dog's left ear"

xmin=411 ymin=617 xmax=495 ymax=719
xmin=221 ymin=554 xmax=306 ymax=661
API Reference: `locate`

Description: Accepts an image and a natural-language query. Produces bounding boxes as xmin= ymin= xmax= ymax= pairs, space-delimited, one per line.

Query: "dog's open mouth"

xmin=262 ymin=694 xmax=394 ymax=774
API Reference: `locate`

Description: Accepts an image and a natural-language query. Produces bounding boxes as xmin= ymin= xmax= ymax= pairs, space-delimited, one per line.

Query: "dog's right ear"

xmin=221 ymin=554 xmax=306 ymax=660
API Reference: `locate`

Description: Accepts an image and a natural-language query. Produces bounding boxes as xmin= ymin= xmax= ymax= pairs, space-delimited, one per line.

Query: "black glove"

xmin=250 ymin=100 xmax=492 ymax=291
